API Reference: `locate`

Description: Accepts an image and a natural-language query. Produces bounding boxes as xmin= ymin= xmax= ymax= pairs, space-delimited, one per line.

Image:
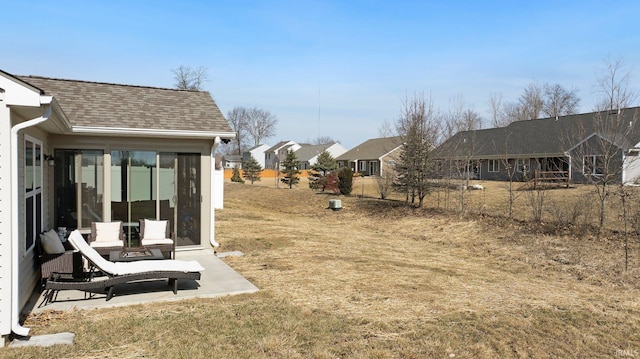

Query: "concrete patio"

xmin=25 ymin=248 xmax=259 ymax=313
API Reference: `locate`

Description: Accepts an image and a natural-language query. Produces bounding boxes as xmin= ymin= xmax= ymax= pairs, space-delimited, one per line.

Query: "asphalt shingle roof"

xmin=17 ymin=75 xmax=233 ymax=135
xmin=336 ymin=136 xmax=403 ymax=161
xmin=436 ymin=107 xmax=640 ymax=159
xmin=295 ymin=144 xmax=334 ymax=162
xmin=265 ymin=141 xmax=294 ymax=153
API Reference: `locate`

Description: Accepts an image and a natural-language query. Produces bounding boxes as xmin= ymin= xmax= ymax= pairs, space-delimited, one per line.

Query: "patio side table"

xmin=109 ymin=248 xmax=164 ymax=262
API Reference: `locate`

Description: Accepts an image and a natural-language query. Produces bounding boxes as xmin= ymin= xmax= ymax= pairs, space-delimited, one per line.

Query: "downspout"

xmin=210 ymin=136 xmax=221 ymax=248
xmin=564 ymin=151 xmax=572 ymax=183
xmin=622 ymin=150 xmax=626 ymax=184
xmin=10 ymin=103 xmax=52 ymax=337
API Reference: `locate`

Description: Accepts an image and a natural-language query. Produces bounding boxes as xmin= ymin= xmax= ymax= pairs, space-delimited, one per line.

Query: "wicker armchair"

xmin=88 ymin=221 xmax=126 ymax=257
xmin=36 ymin=233 xmax=83 ymax=285
xmin=140 ymin=219 xmax=175 ymax=259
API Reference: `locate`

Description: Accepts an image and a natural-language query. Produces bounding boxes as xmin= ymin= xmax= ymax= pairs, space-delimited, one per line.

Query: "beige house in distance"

xmin=0 ymin=70 xmax=234 ymax=343
xmin=336 ymin=136 xmax=403 ymax=176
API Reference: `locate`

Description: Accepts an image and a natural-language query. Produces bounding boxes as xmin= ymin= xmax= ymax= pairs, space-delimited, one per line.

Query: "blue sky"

xmin=2 ymin=0 xmax=639 ymax=148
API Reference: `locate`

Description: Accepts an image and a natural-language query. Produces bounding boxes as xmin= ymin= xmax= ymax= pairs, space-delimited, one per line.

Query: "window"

xmin=516 ymin=159 xmax=529 ymax=173
xmin=24 ymin=136 xmax=43 ymax=251
xmin=359 ymin=161 xmax=367 ymax=172
xmin=369 ymin=161 xmax=378 ymax=175
xmin=488 ymin=159 xmax=499 ymax=172
xmin=583 ymin=155 xmax=604 ymax=175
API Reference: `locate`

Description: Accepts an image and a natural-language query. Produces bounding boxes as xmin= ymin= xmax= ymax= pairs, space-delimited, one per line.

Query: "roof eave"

xmin=71 ymin=126 xmax=236 ymax=139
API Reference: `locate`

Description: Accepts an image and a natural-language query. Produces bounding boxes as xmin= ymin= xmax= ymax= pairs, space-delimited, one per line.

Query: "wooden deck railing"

xmin=531 ymin=170 xmax=570 ymax=189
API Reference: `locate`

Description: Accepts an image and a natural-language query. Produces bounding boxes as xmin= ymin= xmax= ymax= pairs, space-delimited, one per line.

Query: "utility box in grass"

xmin=329 ymin=199 xmax=342 ymax=211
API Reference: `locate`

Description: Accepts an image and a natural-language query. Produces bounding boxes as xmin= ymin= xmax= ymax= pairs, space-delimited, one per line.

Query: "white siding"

xmin=623 ymin=151 xmax=640 ymax=185
xmin=18 ymin=128 xmax=49 ymax=313
xmin=0 ymin=104 xmax=12 ymax=337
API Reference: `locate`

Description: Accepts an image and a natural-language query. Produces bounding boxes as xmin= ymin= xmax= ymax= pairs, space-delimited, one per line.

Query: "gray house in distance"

xmin=435 ymin=107 xmax=640 ymax=184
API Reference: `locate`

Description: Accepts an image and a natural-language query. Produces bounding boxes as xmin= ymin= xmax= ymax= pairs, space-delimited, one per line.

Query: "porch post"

xmin=209 ymin=137 xmax=221 ymax=248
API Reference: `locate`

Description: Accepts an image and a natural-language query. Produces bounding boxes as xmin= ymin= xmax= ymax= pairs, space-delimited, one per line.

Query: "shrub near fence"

xmin=224 ymin=169 xmax=310 ymax=179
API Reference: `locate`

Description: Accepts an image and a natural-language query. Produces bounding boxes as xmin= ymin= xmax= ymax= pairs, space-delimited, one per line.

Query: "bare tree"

xmin=492 ymin=132 xmax=522 ymax=220
xmin=246 ymin=107 xmax=278 ymax=146
xmin=503 ymin=102 xmax=528 ymax=123
xmin=312 ymin=136 xmax=338 ymax=145
xmin=595 ymin=56 xmax=637 ymax=111
xmin=394 ymin=93 xmax=442 ymax=208
xmin=462 ymin=108 xmax=483 ymax=131
xmin=518 ymin=82 xmax=544 ymax=120
xmin=488 ymin=93 xmax=513 ymax=127
xmin=443 ymin=95 xmax=482 ymax=140
xmin=440 ymin=125 xmax=480 ymax=216
xmin=226 ymin=107 xmax=250 ymax=155
xmin=378 ymin=119 xmax=394 ymax=138
xmin=524 ymin=182 xmax=547 ymax=222
xmin=173 ymin=65 xmax=208 ymax=91
xmin=489 ymin=83 xmax=581 ymax=127
xmin=542 ymin=83 xmax=580 ymax=118
xmin=374 ymin=175 xmax=394 ymax=200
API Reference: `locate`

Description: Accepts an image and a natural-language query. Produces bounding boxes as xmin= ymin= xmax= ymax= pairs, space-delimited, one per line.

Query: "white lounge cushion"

xmin=141 ymin=238 xmax=173 ymax=246
xmin=113 ymin=259 xmax=204 ymax=275
xmin=90 ymin=240 xmax=124 ymax=248
xmin=67 ymin=230 xmax=203 ymax=276
xmin=143 ymin=219 xmax=168 ymax=240
xmin=94 ymin=222 xmax=122 ymax=242
xmin=40 ymin=229 xmax=65 ymax=254
xmin=68 ymin=231 xmax=117 ymax=274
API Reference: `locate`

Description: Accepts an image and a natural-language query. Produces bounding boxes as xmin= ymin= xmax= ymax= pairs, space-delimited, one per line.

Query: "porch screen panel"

xmin=159 ymin=153 xmax=177 ymax=240
xmin=176 ymin=153 xmax=201 ymax=247
xmin=54 ymin=149 xmax=104 ymax=230
xmin=110 ymin=151 xmax=156 ymax=246
xmin=80 ymin=151 xmax=104 ymax=227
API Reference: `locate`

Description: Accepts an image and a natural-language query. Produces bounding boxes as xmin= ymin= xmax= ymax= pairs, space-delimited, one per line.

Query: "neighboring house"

xmin=242 ymin=144 xmax=270 ymax=169
xmin=0 ymin=70 xmax=234 ymax=343
xmin=434 ymin=107 xmax=640 ymax=184
xmin=222 ymin=155 xmax=243 ymax=169
xmin=264 ymin=140 xmax=301 ymax=169
xmin=296 ymin=142 xmax=348 ymax=170
xmin=336 ymin=136 xmax=403 ymax=176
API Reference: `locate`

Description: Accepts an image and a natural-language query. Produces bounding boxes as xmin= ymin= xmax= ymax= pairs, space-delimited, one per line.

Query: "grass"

xmin=7 ymin=178 xmax=640 ymax=358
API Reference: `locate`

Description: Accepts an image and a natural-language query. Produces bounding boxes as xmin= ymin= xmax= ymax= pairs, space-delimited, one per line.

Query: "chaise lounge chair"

xmin=42 ymin=230 xmax=204 ymax=305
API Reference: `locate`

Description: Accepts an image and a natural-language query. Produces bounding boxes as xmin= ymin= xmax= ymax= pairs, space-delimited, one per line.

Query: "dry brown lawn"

xmin=8 ymin=178 xmax=640 ymax=358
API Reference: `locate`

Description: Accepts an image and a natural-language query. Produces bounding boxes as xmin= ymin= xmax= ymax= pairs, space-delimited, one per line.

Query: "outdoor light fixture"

xmin=44 ymin=154 xmax=55 ymax=166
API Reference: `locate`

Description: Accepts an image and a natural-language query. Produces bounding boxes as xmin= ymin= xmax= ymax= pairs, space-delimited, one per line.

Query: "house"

xmin=242 ymin=144 xmax=270 ymax=169
xmin=0 ymin=70 xmax=234 ymax=343
xmin=295 ymin=142 xmax=348 ymax=170
xmin=336 ymin=136 xmax=403 ymax=176
xmin=434 ymin=107 xmax=640 ymax=184
xmin=264 ymin=140 xmax=301 ymax=169
xmin=222 ymin=154 xmax=243 ymax=169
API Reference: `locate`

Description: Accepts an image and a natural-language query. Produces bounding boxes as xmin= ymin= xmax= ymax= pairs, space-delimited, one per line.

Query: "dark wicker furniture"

xmin=42 ymin=230 xmax=202 ymax=305
xmin=109 ymin=248 xmax=164 ymax=262
xmin=36 ymin=235 xmax=83 ymax=285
